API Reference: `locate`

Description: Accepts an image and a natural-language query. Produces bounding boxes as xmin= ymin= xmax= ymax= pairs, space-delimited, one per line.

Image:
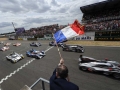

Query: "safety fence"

xmin=21 ymin=77 xmax=49 ymax=90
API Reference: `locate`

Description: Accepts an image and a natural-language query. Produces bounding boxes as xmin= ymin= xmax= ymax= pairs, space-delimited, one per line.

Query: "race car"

xmin=26 ymin=49 xmax=46 ymax=59
xmin=78 ymin=55 xmax=120 ymax=79
xmin=6 ymin=52 xmax=24 ymax=63
xmin=0 ymin=46 xmax=9 ymax=51
xmin=30 ymin=42 xmax=41 ymax=47
xmin=49 ymin=41 xmax=56 ymax=46
xmin=0 ymin=41 xmax=4 ymax=44
xmin=9 ymin=37 xmax=15 ymax=40
xmin=79 ymin=55 xmax=97 ymax=63
xmin=4 ymin=43 xmax=11 ymax=46
xmin=49 ymin=41 xmax=64 ymax=47
xmin=57 ymin=43 xmax=65 ymax=47
xmin=79 ymin=55 xmax=120 ymax=67
xmin=13 ymin=43 xmax=21 ymax=46
xmin=62 ymin=44 xmax=84 ymax=53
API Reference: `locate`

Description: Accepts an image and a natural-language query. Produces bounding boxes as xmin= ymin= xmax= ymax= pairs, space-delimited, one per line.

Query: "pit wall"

xmin=5 ymin=31 xmax=120 ymax=41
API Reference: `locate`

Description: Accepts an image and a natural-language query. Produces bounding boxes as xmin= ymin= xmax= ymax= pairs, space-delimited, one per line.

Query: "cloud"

xmin=0 ymin=22 xmax=12 ymax=28
xmin=0 ymin=0 xmax=23 ymax=13
xmin=0 ymin=0 xmax=106 ymax=33
xmin=51 ymin=0 xmax=61 ymax=7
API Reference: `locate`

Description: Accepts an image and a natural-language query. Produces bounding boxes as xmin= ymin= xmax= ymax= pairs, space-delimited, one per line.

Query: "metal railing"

xmin=30 ymin=77 xmax=49 ymax=90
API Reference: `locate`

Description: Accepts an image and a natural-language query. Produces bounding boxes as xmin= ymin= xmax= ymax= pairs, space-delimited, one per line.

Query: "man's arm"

xmin=58 ymin=58 xmax=70 ymax=82
xmin=50 ymin=58 xmax=64 ymax=81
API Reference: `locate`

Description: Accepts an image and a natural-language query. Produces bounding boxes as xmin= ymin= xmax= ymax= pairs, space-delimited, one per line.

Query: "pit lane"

xmin=0 ymin=40 xmax=120 ymax=90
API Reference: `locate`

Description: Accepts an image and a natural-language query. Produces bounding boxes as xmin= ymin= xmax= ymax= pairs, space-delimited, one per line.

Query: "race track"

xmin=0 ymin=40 xmax=120 ymax=90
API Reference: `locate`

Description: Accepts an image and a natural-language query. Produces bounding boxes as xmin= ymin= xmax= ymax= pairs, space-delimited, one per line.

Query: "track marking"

xmin=0 ymin=46 xmax=54 ymax=85
xmin=45 ymin=46 xmax=54 ymax=52
xmin=0 ymin=59 xmax=35 ymax=85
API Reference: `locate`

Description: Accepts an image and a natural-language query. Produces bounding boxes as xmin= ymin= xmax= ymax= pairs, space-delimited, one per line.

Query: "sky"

xmin=0 ymin=0 xmax=106 ymax=33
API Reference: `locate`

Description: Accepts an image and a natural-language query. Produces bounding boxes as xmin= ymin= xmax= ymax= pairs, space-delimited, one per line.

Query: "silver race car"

xmin=78 ymin=55 xmax=120 ymax=79
xmin=6 ymin=52 xmax=24 ymax=63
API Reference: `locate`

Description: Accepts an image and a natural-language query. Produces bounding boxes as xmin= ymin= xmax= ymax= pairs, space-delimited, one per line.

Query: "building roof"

xmin=80 ymin=0 xmax=120 ymax=14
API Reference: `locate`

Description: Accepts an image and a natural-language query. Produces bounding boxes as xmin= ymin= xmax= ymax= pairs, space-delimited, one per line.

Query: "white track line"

xmin=0 ymin=46 xmax=53 ymax=84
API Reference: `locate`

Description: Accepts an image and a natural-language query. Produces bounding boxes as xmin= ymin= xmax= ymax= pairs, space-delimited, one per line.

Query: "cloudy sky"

xmin=0 ymin=0 xmax=106 ymax=33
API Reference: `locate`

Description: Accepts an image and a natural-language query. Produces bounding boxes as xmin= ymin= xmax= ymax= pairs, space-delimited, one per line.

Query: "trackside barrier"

xmin=20 ymin=78 xmax=49 ymax=90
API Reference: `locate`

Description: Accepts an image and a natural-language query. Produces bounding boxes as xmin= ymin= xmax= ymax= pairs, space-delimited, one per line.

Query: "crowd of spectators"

xmin=83 ymin=8 xmax=120 ymax=22
xmin=19 ymin=24 xmax=67 ymax=37
xmin=85 ymin=20 xmax=120 ymax=31
xmin=82 ymin=8 xmax=120 ymax=31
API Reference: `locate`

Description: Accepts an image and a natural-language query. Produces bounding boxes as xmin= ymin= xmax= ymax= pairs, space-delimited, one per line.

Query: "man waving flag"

xmin=54 ymin=20 xmax=85 ymax=43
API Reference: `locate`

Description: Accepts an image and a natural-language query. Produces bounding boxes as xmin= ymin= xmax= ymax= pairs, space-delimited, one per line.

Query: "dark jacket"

xmin=50 ymin=69 xmax=79 ymax=90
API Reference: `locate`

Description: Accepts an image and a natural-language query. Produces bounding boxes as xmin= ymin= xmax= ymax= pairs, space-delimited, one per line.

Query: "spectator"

xmin=50 ymin=58 xmax=79 ymax=90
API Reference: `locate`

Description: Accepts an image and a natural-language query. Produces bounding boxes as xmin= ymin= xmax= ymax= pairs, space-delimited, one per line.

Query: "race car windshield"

xmin=11 ymin=55 xmax=17 ymax=58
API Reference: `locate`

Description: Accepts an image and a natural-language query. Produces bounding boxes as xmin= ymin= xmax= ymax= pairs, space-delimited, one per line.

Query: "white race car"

xmin=13 ymin=43 xmax=21 ymax=46
xmin=0 ymin=46 xmax=9 ymax=51
xmin=6 ymin=52 xmax=24 ymax=63
xmin=4 ymin=43 xmax=11 ymax=46
xmin=0 ymin=41 xmax=4 ymax=44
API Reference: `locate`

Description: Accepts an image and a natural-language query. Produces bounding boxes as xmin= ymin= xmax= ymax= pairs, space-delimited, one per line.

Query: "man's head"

xmin=56 ymin=65 xmax=68 ymax=79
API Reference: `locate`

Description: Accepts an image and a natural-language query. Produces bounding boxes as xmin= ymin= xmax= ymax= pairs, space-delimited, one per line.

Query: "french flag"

xmin=54 ymin=20 xmax=85 ymax=43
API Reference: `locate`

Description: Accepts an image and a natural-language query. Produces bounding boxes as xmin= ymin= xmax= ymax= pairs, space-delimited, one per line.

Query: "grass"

xmin=0 ymin=38 xmax=8 ymax=41
xmin=65 ymin=40 xmax=120 ymax=46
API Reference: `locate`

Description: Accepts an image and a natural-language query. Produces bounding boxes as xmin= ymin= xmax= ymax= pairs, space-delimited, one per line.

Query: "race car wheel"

xmin=77 ymin=49 xmax=80 ymax=53
xmin=113 ymin=73 xmax=120 ymax=79
xmin=6 ymin=57 xmax=9 ymax=60
xmin=80 ymin=66 xmax=87 ymax=71
xmin=35 ymin=57 xmax=39 ymax=59
xmin=21 ymin=56 xmax=24 ymax=59
xmin=27 ymin=54 xmax=30 ymax=57
xmin=11 ymin=60 xmax=15 ymax=63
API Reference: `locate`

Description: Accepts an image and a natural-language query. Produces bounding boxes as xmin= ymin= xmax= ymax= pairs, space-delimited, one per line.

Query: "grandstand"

xmin=80 ymin=0 xmax=120 ymax=41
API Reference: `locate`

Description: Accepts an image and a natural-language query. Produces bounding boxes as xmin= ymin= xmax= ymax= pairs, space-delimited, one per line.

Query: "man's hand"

xmin=60 ymin=58 xmax=64 ymax=64
xmin=58 ymin=58 xmax=64 ymax=66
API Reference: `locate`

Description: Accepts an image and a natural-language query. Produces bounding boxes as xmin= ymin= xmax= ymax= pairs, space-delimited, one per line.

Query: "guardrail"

xmin=21 ymin=77 xmax=49 ymax=90
xmin=30 ymin=77 xmax=49 ymax=90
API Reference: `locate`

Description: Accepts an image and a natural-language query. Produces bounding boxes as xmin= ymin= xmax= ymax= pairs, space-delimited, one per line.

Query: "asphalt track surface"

xmin=0 ymin=40 xmax=120 ymax=90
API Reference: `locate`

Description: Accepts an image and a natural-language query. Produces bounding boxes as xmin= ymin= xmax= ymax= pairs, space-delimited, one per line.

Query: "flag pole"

xmin=52 ymin=33 xmax=62 ymax=59
xmin=12 ymin=22 xmax=15 ymax=30
xmin=12 ymin=22 xmax=18 ymax=39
